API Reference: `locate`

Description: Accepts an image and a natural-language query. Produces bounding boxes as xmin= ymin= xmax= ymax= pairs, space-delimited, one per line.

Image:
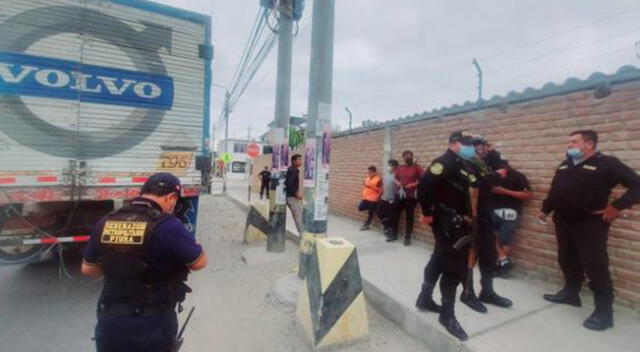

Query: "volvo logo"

xmin=0 ymin=5 xmax=175 ymax=159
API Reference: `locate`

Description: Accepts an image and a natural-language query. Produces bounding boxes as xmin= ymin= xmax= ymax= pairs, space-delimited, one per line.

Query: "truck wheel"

xmin=0 ymin=242 xmax=44 ymax=265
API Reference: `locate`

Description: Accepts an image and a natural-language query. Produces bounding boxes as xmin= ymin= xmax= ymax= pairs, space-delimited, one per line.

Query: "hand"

xmin=594 ymin=203 xmax=620 ymax=223
xmin=537 ymin=212 xmax=548 ymax=224
xmin=420 ymin=216 xmax=433 ymax=225
xmin=496 ymin=169 xmax=508 ymax=178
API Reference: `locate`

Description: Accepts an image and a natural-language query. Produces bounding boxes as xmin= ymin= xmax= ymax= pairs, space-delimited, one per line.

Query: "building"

xmin=216 ymin=139 xmax=269 ymax=180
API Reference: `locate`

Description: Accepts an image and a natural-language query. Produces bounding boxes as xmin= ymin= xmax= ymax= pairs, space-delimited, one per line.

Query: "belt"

xmin=99 ymin=302 xmax=174 ymax=317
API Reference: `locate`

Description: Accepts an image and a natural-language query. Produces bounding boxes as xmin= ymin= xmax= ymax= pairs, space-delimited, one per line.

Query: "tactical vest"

xmin=97 ymin=202 xmax=190 ymax=308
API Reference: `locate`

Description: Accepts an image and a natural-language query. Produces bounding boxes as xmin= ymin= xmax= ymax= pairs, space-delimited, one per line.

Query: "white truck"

xmin=0 ymin=0 xmax=213 ymax=264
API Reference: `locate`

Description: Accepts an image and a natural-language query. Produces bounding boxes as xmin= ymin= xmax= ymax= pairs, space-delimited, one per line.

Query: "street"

xmin=0 ymin=195 xmax=425 ymax=352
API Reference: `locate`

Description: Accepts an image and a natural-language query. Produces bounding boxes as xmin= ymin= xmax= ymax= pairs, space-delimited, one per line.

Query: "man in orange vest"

xmin=359 ymin=166 xmax=383 ymax=231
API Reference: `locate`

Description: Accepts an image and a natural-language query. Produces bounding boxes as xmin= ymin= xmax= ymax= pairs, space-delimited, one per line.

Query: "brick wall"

xmin=329 ymin=81 xmax=640 ymax=311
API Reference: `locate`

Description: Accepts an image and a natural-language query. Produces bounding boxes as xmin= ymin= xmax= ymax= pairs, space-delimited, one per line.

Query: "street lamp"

xmin=345 ymin=107 xmax=353 ymax=134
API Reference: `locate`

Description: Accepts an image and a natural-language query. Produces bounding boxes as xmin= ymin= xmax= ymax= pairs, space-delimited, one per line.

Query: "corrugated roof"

xmin=334 ymin=65 xmax=640 ymax=137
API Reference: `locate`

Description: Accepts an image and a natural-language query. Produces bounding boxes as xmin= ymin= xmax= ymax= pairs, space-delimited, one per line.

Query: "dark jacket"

xmin=285 ymin=166 xmax=300 ymax=197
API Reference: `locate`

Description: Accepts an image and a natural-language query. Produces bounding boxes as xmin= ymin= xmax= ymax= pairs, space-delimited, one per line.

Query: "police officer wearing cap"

xmin=539 ymin=130 xmax=640 ymax=331
xmin=458 ymin=136 xmax=513 ymax=313
xmin=82 ymin=173 xmax=208 ymax=351
xmin=415 ymin=130 xmax=503 ymax=341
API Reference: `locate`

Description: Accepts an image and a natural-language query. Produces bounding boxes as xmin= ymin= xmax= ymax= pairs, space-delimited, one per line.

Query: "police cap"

xmin=141 ymin=173 xmax=182 ymax=196
xmin=472 ymin=134 xmax=487 ymax=146
xmin=449 ymin=130 xmax=474 ymax=145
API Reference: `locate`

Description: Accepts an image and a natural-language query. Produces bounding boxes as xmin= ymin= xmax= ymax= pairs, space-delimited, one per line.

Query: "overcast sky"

xmin=153 ymin=0 xmax=640 ymax=142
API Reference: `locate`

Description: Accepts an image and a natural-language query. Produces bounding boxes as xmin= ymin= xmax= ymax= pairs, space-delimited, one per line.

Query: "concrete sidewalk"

xmin=225 ymin=183 xmax=640 ymax=352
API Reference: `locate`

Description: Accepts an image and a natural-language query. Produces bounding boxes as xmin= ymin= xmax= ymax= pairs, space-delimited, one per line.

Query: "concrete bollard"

xmin=243 ymin=201 xmax=270 ymax=244
xmin=296 ymin=237 xmax=369 ymax=349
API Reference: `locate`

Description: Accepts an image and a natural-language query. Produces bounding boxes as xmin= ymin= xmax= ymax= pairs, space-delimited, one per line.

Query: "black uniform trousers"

xmin=423 ymin=217 xmax=469 ymax=315
xmin=476 ymin=217 xmax=497 ymax=281
xmin=95 ymin=308 xmax=177 ymax=352
xmin=554 ymin=215 xmax=613 ymax=300
xmin=397 ymin=197 xmax=418 ymax=238
xmin=260 ymin=182 xmax=270 ymax=199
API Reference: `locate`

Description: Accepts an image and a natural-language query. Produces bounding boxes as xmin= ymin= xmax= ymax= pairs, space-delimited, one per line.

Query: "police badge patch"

xmin=430 ymin=163 xmax=444 ymax=175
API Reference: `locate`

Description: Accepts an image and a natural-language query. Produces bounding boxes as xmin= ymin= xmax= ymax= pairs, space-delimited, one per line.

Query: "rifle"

xmin=170 ymin=307 xmax=195 ymax=352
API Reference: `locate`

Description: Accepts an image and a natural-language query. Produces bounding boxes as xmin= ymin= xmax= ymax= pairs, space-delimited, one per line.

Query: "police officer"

xmin=458 ymin=136 xmax=513 ymax=313
xmin=539 ymin=130 xmax=640 ymax=331
xmin=415 ymin=131 xmax=501 ymax=341
xmin=81 ymin=173 xmax=208 ymax=351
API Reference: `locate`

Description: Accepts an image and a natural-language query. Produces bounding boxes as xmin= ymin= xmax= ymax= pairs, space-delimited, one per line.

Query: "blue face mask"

xmin=567 ymin=147 xmax=584 ymax=159
xmin=457 ymin=145 xmax=476 ymax=160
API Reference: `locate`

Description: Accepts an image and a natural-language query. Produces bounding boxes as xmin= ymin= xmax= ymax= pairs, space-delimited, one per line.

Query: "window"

xmin=233 ymin=143 xmax=247 ymax=153
xmin=231 ymin=161 xmax=246 ymax=173
xmin=263 ymin=145 xmax=273 ymax=154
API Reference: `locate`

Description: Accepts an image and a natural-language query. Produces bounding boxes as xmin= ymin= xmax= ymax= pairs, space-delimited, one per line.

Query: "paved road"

xmin=0 ymin=195 xmax=425 ymax=351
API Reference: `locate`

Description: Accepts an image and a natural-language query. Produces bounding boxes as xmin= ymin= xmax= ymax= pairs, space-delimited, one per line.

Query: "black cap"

xmin=449 ymin=130 xmax=474 ymax=145
xmin=141 ymin=173 xmax=182 ymax=196
xmin=472 ymin=134 xmax=487 ymax=146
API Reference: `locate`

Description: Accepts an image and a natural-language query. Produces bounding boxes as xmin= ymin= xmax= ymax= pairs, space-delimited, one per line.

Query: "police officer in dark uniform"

xmin=415 ymin=131 xmax=501 ymax=341
xmin=458 ymin=136 xmax=513 ymax=313
xmin=81 ymin=173 xmax=208 ymax=351
xmin=539 ymin=130 xmax=640 ymax=331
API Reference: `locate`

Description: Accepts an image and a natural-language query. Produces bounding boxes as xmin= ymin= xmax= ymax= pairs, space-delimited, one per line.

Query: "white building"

xmin=216 ymin=139 xmax=270 ymax=179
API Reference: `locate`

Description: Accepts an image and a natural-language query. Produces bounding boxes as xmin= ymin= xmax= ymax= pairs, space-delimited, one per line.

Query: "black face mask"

xmin=485 ymin=150 xmax=502 ymax=171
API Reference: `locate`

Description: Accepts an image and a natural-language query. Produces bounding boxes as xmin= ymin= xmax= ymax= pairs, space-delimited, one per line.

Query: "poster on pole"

xmin=269 ymin=128 xmax=285 ymax=172
xmin=279 ymin=142 xmax=289 ymax=172
xmin=303 ymin=139 xmax=316 ymax=187
xmin=318 ymin=103 xmax=332 ymax=172
xmin=314 ymin=172 xmax=330 ymax=221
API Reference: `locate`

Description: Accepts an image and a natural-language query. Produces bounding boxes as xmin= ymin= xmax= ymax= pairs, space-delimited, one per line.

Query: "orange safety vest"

xmin=362 ymin=175 xmax=382 ymax=202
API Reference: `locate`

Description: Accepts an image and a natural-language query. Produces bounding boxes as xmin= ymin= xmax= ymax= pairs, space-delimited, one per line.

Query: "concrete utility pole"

xmin=267 ymin=1 xmax=294 ymax=253
xmin=299 ymin=0 xmax=335 ymax=278
xmin=223 ymin=90 xmax=231 ymax=194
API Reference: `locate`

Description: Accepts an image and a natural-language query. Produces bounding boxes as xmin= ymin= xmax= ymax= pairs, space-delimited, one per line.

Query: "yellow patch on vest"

xmin=469 ymin=174 xmax=477 ymax=183
xmin=100 ymin=220 xmax=148 ymax=245
xmin=430 ymin=163 xmax=444 ymax=175
xmin=582 ymin=165 xmax=597 ymax=171
xmin=558 ymin=165 xmax=568 ymax=170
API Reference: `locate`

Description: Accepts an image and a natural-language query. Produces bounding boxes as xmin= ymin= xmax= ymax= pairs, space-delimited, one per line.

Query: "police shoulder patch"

xmin=430 ymin=162 xmax=444 ymax=175
xmin=582 ymin=165 xmax=597 ymax=171
xmin=468 ymin=174 xmax=477 ymax=183
xmin=558 ymin=165 xmax=568 ymax=170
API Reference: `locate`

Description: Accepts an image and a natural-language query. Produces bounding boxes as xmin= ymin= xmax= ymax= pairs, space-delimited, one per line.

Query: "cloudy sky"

xmin=153 ymin=0 xmax=640 ymax=142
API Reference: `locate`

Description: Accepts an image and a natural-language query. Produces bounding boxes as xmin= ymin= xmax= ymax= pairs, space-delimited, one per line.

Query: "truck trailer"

xmin=0 ymin=0 xmax=213 ymax=264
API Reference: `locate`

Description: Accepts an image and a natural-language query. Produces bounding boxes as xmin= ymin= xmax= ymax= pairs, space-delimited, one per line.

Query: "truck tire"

xmin=0 ymin=242 xmax=44 ymax=265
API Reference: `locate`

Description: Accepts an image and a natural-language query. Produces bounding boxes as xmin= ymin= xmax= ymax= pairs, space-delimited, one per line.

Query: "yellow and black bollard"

xmin=243 ymin=202 xmax=270 ymax=244
xmin=296 ymin=237 xmax=369 ymax=349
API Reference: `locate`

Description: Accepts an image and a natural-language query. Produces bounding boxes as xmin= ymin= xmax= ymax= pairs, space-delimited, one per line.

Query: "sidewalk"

xmin=225 ymin=183 xmax=640 ymax=352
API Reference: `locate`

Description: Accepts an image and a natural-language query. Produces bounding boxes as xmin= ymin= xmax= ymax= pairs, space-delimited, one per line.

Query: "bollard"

xmin=296 ymin=237 xmax=368 ymax=349
xmin=243 ymin=201 xmax=270 ymax=244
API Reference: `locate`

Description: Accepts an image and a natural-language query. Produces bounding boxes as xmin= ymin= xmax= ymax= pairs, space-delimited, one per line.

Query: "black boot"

xmin=439 ymin=298 xmax=468 ymax=341
xmin=416 ymin=282 xmax=442 ymax=313
xmin=460 ymin=269 xmax=487 ymax=313
xmin=479 ymin=276 xmax=513 ymax=308
xmin=543 ymin=287 xmax=582 ymax=307
xmin=583 ymin=293 xmax=614 ymax=331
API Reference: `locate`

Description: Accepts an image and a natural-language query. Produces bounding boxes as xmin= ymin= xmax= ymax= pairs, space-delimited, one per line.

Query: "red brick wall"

xmin=329 ymin=81 xmax=640 ymax=310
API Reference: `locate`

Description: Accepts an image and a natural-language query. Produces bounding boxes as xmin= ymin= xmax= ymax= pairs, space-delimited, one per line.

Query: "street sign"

xmin=220 ymin=152 xmax=232 ymax=164
xmin=247 ymin=143 xmax=260 ymax=159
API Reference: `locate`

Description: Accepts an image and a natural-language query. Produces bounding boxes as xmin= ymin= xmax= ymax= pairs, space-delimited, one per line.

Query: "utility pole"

xmin=267 ymin=0 xmax=294 ymax=253
xmin=299 ymin=0 xmax=335 ymax=278
xmin=223 ymin=90 xmax=231 ymax=194
xmin=345 ymin=106 xmax=352 ymax=134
